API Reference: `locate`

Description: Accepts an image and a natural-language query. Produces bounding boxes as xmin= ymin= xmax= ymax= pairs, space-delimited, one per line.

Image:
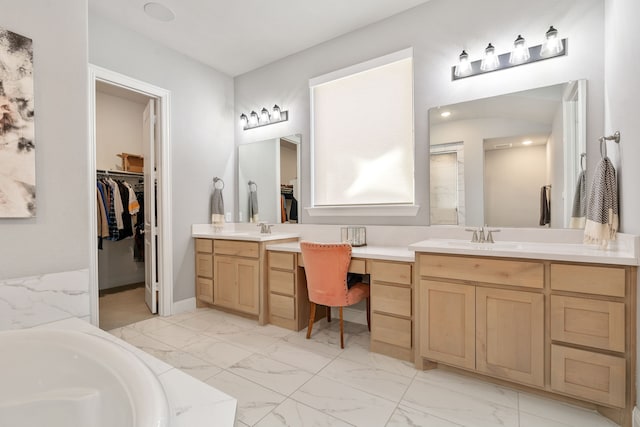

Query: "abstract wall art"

xmin=0 ymin=27 xmax=35 ymax=217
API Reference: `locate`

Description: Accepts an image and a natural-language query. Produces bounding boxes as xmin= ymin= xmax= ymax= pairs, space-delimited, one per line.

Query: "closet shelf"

xmin=97 ymin=169 xmax=143 ymax=177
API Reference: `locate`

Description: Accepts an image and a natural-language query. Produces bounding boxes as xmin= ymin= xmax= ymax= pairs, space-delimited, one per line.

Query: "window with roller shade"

xmin=309 ymin=48 xmax=415 ymax=209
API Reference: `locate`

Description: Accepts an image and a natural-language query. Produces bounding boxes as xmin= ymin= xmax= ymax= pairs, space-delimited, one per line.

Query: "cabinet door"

xmin=476 ymin=287 xmax=544 ymax=387
xmin=236 ymin=258 xmax=260 ymax=315
xmin=196 ymin=253 xmax=213 ymax=278
xmin=214 ymin=256 xmax=236 ymax=309
xmin=419 ymin=280 xmax=475 ymax=370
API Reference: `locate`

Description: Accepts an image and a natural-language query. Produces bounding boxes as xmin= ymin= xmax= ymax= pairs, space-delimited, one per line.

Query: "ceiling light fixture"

xmin=451 ymin=26 xmax=567 ymax=81
xmin=143 ymin=2 xmax=176 ymax=22
xmin=240 ymin=105 xmax=289 ymax=130
xmin=440 ymin=111 xmax=451 ymax=118
xmin=522 ymin=140 xmax=533 ymax=145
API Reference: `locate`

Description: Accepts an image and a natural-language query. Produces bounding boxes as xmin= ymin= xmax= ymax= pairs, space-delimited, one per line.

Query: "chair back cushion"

xmin=300 ymin=241 xmax=352 ymax=306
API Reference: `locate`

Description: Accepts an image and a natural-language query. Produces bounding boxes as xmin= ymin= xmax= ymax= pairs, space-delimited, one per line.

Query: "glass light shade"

xmin=454 ymin=50 xmax=472 ymax=77
xmin=480 ymin=43 xmax=499 ymax=71
xmin=260 ymin=107 xmax=270 ymax=124
xmin=509 ymin=35 xmax=530 ymax=64
xmin=239 ymin=113 xmax=248 ymax=127
xmin=540 ymin=26 xmax=563 ymax=57
xmin=272 ymin=104 xmax=281 ymax=121
xmin=248 ymin=110 xmax=259 ymax=127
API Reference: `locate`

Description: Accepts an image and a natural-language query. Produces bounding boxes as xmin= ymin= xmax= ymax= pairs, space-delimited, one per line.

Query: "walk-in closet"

xmin=95 ymin=81 xmax=157 ymax=330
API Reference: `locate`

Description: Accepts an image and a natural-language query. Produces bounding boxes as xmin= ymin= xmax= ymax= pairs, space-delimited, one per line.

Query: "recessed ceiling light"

xmin=522 ymin=140 xmax=533 ymax=145
xmin=440 ymin=111 xmax=451 ymax=118
xmin=144 ymin=2 xmax=175 ymax=22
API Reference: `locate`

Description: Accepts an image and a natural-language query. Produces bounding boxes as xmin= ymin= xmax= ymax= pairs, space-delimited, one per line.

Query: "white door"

xmin=143 ymin=99 xmax=157 ymax=313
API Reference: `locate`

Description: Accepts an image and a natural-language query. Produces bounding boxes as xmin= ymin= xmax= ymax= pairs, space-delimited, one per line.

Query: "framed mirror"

xmin=429 ymin=80 xmax=586 ymax=229
xmin=238 ymin=134 xmax=301 ymax=224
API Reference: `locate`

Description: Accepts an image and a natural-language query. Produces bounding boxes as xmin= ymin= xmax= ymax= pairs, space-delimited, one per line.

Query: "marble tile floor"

xmin=110 ymin=308 xmax=619 ymax=427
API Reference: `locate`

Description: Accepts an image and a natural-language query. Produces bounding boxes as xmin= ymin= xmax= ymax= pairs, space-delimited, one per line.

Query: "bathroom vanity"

xmin=191 ymin=224 xmax=639 ymax=426
xmin=192 ymin=225 xmax=299 ymax=325
xmin=411 ymin=239 xmax=638 ymax=426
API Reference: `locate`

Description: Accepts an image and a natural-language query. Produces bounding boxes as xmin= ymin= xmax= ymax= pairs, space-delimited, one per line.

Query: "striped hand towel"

xmin=211 ymin=180 xmax=225 ymax=225
xmin=248 ymin=189 xmax=259 ymax=223
xmin=569 ymin=170 xmax=586 ymax=229
xmin=584 ymin=157 xmax=618 ymax=248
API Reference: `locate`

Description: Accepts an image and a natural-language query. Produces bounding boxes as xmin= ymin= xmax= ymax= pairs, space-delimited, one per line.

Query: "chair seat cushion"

xmin=346 ymin=283 xmax=370 ymax=305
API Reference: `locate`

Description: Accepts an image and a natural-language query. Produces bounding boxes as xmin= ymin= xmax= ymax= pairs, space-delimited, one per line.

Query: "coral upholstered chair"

xmin=300 ymin=241 xmax=370 ymax=349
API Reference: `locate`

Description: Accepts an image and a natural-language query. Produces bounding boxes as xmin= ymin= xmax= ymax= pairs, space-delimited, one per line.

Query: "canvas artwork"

xmin=0 ymin=27 xmax=35 ymax=217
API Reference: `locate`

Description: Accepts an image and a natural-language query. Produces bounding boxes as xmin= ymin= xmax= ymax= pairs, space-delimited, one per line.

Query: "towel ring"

xmin=213 ymin=177 xmax=225 ymax=190
xmin=248 ymin=180 xmax=258 ymax=191
xmin=580 ymin=152 xmax=586 ymax=172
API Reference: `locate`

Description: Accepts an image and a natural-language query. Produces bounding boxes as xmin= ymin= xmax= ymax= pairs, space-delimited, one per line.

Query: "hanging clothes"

xmin=289 ymin=196 xmax=298 ymax=222
xmin=134 ymin=191 xmax=145 ymax=262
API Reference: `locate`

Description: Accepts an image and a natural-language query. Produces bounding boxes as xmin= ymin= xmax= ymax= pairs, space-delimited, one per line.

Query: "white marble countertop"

xmin=410 ymin=238 xmax=639 ymax=266
xmin=192 ymin=224 xmax=299 ymax=242
xmin=266 ymin=241 xmax=415 ymax=262
xmin=34 ymin=318 xmax=237 ymax=427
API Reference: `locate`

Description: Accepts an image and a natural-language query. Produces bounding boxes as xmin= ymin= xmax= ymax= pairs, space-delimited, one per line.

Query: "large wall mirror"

xmin=238 ymin=134 xmax=301 ymax=224
xmin=429 ymin=80 xmax=586 ymax=229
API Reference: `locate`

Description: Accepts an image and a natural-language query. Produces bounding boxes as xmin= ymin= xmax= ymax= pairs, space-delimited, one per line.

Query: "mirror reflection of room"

xmin=238 ymin=134 xmax=300 ymax=224
xmin=429 ymin=80 xmax=586 ymax=229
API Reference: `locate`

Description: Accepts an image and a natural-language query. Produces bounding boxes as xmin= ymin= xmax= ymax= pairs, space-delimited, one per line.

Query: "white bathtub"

xmin=0 ymin=329 xmax=170 ymax=427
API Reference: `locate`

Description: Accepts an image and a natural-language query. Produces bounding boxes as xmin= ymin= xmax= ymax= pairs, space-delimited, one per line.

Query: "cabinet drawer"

xmin=214 ymin=240 xmax=259 ymax=258
xmin=196 ymin=254 xmax=213 ymax=278
xmin=269 ymin=269 xmax=295 ymax=295
xmin=269 ymin=251 xmax=295 ymax=270
xmin=270 ymin=293 xmax=295 ymax=320
xmin=550 ymin=264 xmax=625 ymax=297
xmin=551 ymin=295 xmax=625 ymax=352
xmin=372 ymin=312 xmax=411 ymax=349
xmin=196 ymin=277 xmax=214 ymax=304
xmin=419 ymin=254 xmax=543 ymax=289
xmin=370 ymin=261 xmax=412 ymax=285
xmin=551 ymin=344 xmax=625 ymax=408
xmin=371 ymin=283 xmax=411 ymax=317
xmin=195 ymin=238 xmax=213 ymax=253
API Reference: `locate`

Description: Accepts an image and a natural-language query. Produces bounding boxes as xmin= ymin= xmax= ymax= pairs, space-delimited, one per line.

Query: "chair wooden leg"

xmin=366 ymin=297 xmax=371 ymax=332
xmin=339 ymin=306 xmax=344 ymax=349
xmin=307 ymin=302 xmax=316 ymax=339
xmin=327 ymin=305 xmax=331 ymax=323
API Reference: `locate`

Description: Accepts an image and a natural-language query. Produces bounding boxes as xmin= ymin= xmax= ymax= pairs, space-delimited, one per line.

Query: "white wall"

xmin=484 ymin=145 xmax=548 ymax=227
xmin=603 ymin=0 xmax=640 ymax=410
xmin=0 ymin=0 xmax=91 ymax=329
xmin=0 ymin=1 xmax=89 ymax=278
xmin=89 ymin=12 xmax=235 ymax=302
xmin=95 ymin=91 xmax=145 ymax=170
xmin=234 ymin=0 xmax=605 ymax=225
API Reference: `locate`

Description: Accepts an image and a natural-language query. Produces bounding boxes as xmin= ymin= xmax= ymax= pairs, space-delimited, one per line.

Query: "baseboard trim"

xmin=633 ymin=406 xmax=640 ymax=427
xmin=172 ymin=297 xmax=196 ymax=315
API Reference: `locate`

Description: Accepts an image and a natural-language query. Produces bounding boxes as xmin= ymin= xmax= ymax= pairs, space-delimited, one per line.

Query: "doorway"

xmin=88 ymin=65 xmax=173 ymax=329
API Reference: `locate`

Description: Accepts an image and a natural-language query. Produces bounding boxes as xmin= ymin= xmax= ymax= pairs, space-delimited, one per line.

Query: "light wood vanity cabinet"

xmin=370 ymin=260 xmax=414 ymax=362
xmin=194 ymin=236 xmax=297 ymax=324
xmin=416 ymin=253 xmax=637 ymax=426
xmin=267 ymin=251 xmax=311 ymax=331
xmin=195 ymin=239 xmax=214 ymax=304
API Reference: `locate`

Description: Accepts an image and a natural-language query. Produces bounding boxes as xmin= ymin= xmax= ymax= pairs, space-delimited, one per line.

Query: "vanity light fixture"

xmin=454 ymin=50 xmax=472 ymax=77
xmin=509 ymin=35 xmax=530 ymax=64
xmin=240 ymin=105 xmax=289 ymax=130
xmin=451 ymin=26 xmax=567 ymax=81
xmin=480 ymin=43 xmax=499 ymax=71
xmin=248 ymin=111 xmax=259 ymax=127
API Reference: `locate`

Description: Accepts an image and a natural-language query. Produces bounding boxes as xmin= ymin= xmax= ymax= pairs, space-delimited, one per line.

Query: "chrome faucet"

xmin=257 ymin=223 xmax=272 ymax=234
xmin=465 ymin=226 xmax=500 ymax=243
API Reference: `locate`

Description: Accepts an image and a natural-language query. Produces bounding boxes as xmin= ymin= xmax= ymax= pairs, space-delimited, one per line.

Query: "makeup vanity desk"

xmin=266 ymin=242 xmax=416 ymax=362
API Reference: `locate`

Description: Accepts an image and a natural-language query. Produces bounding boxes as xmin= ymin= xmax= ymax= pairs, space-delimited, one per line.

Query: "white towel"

xmin=248 ymin=189 xmax=259 ymax=223
xmin=584 ymin=157 xmax=618 ymax=248
xmin=211 ymin=181 xmax=225 ymax=225
xmin=569 ymin=170 xmax=586 ymax=229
